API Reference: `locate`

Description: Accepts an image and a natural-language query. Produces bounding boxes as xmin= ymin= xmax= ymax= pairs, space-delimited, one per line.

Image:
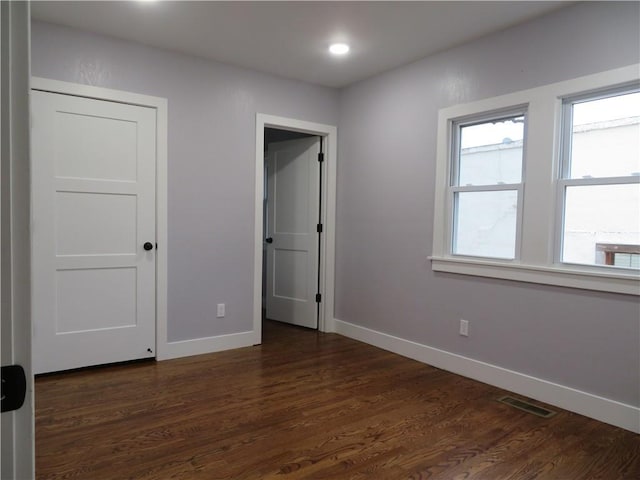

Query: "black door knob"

xmin=143 ymin=242 xmax=154 ymax=251
xmin=265 ymin=237 xmax=273 ymax=244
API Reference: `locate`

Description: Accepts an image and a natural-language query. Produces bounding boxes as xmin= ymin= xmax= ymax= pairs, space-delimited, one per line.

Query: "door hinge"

xmin=315 ymin=293 xmax=322 ymax=303
xmin=318 ymin=152 xmax=324 ymax=163
xmin=317 ymin=223 xmax=323 ymax=233
xmin=1 ymin=365 xmax=27 ymax=413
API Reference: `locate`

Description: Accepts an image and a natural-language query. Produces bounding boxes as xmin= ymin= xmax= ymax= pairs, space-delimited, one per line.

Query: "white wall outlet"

xmin=459 ymin=319 xmax=469 ymax=337
xmin=217 ymin=303 xmax=225 ymax=318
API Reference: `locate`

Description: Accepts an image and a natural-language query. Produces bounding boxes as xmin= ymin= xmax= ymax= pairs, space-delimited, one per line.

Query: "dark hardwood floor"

xmin=36 ymin=320 xmax=640 ymax=479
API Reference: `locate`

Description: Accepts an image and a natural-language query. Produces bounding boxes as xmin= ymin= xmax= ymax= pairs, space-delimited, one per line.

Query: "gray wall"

xmin=31 ymin=21 xmax=339 ymax=342
xmin=336 ymin=1 xmax=640 ymax=407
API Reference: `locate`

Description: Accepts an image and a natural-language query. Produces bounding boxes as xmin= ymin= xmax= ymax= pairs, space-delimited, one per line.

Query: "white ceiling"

xmin=31 ymin=1 xmax=571 ymax=88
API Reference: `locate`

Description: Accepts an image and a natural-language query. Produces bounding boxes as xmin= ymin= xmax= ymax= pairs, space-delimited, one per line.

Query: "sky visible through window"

xmin=460 ymin=91 xmax=639 ymax=150
xmin=573 ymin=91 xmax=640 ymax=125
xmin=460 ymin=116 xmax=524 ymax=149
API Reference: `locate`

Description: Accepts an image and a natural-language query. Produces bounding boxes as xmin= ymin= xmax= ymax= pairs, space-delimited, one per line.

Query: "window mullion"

xmin=452 ymin=183 xmax=521 ymax=193
xmin=518 ymin=95 xmax=559 ymax=266
xmin=560 ymin=176 xmax=640 ymax=187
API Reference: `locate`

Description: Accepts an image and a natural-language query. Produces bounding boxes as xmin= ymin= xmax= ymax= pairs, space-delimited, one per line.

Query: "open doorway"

xmin=253 ymin=114 xmax=337 ymax=345
xmin=263 ymin=129 xmax=321 ymax=330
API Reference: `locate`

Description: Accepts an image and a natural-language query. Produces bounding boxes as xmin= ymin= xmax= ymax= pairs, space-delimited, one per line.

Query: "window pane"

xmin=453 ymin=190 xmax=518 ymax=259
xmin=562 ymin=184 xmax=640 ymax=269
xmin=613 ymin=253 xmax=640 ymax=269
xmin=569 ymin=91 xmax=640 ymax=178
xmin=458 ymin=116 xmax=524 ymax=186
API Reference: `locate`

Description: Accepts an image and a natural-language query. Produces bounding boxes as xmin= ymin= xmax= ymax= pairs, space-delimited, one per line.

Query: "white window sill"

xmin=429 ymin=256 xmax=640 ymax=296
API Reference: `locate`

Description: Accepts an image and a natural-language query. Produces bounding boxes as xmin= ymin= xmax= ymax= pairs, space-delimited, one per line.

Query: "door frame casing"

xmin=30 ymin=77 xmax=169 ymax=360
xmin=1 ymin=2 xmax=34 ymax=477
xmin=254 ymin=114 xmax=337 ymax=342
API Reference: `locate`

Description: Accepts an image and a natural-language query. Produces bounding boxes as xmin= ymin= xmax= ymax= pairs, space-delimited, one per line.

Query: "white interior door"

xmin=31 ymin=90 xmax=157 ymax=374
xmin=265 ymin=137 xmax=320 ymax=329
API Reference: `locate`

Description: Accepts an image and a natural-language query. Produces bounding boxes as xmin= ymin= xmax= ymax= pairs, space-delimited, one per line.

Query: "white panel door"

xmin=31 ymin=90 xmax=156 ymax=374
xmin=266 ymin=137 xmax=320 ymax=329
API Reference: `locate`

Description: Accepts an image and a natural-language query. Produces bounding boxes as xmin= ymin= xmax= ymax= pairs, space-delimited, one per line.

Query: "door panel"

xmin=266 ymin=137 xmax=320 ymax=329
xmin=55 ymin=191 xmax=137 ymax=255
xmin=31 ymin=91 xmax=156 ymax=374
xmin=55 ymin=267 xmax=138 ymax=332
xmin=53 ymin=110 xmax=138 ymax=180
xmin=273 ymin=249 xmax=308 ymax=300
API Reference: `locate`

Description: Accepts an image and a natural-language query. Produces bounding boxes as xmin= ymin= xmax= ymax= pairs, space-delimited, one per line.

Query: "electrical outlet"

xmin=459 ymin=319 xmax=469 ymax=337
xmin=217 ymin=303 xmax=225 ymax=318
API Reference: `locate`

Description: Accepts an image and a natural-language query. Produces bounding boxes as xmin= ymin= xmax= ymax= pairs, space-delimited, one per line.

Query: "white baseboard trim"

xmin=158 ymin=331 xmax=255 ymax=361
xmin=334 ymin=318 xmax=640 ymax=434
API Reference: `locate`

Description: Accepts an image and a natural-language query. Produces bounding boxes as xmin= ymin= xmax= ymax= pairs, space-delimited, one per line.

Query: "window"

xmin=558 ymin=89 xmax=640 ymax=270
xmin=451 ymin=113 xmax=525 ymax=259
xmin=596 ymin=243 xmax=640 ymax=269
xmin=431 ymin=64 xmax=640 ymax=295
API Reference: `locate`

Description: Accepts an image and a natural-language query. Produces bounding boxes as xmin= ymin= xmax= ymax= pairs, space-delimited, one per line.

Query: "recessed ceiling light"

xmin=329 ymin=43 xmax=350 ymax=55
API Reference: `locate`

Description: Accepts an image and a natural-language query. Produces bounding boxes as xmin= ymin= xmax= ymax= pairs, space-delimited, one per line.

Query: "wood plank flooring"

xmin=36 ymin=320 xmax=640 ymax=479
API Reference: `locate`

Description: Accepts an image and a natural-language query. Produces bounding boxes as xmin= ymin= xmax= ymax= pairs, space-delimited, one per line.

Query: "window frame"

xmin=554 ymin=85 xmax=640 ymax=269
xmin=430 ymin=64 xmax=640 ymax=296
xmin=449 ymin=109 xmax=527 ymax=261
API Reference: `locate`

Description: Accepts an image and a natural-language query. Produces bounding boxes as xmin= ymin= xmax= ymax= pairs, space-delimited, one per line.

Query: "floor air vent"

xmin=498 ymin=396 xmax=557 ymax=418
